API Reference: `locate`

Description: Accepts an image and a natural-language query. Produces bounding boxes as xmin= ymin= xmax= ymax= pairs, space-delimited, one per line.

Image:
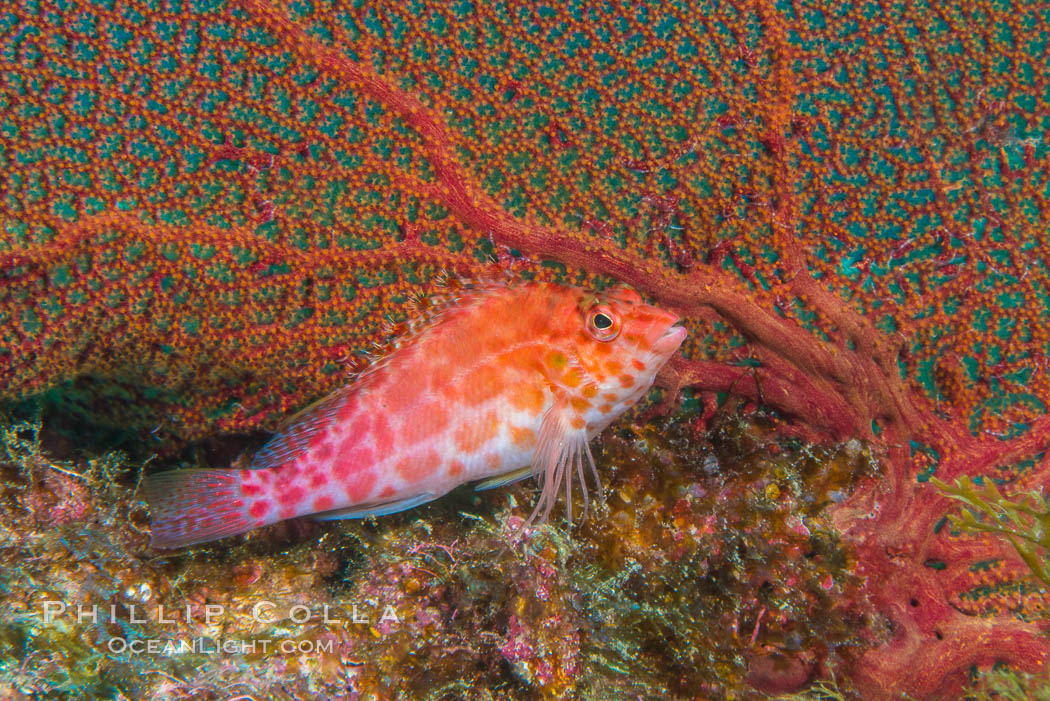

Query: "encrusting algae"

xmin=0 ymin=404 xmax=881 ymax=700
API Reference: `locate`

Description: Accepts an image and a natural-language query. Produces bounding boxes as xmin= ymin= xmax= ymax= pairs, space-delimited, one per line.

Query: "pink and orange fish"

xmin=143 ymin=281 xmax=687 ymax=547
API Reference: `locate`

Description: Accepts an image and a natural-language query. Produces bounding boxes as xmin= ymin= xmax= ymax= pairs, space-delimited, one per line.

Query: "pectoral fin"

xmin=527 ymin=394 xmax=603 ymax=524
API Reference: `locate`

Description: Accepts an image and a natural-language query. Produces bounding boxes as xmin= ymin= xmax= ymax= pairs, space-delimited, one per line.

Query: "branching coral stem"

xmin=136 ymin=2 xmax=1050 ymax=697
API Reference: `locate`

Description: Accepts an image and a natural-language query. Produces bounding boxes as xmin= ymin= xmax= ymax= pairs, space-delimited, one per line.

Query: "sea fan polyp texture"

xmin=1 ymin=0 xmax=1049 ymax=698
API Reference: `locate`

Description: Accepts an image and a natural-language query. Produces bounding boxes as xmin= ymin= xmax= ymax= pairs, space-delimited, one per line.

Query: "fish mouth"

xmin=653 ymin=324 xmax=687 ymax=354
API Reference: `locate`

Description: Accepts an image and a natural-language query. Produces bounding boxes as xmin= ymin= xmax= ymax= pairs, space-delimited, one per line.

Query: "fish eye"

xmin=586 ymin=306 xmax=620 ymax=341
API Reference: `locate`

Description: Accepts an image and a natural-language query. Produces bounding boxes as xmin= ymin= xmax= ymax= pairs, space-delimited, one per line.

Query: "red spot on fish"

xmin=334 ymin=444 xmax=374 ymax=480
xmin=274 ymin=465 xmax=302 ymax=491
xmin=249 ymin=501 xmax=269 ymax=520
xmin=310 ymin=473 xmax=327 ymax=488
xmin=346 ymin=469 xmax=377 ymax=501
xmin=314 ymin=442 xmax=333 ymax=462
xmin=631 ymin=359 xmax=646 ymax=371
xmin=448 ymin=460 xmax=464 ymax=477
xmin=383 ymin=377 xmax=419 ymax=413
xmin=313 ymin=495 xmax=334 ymax=511
xmin=479 ymin=326 xmax=510 ymax=357
xmin=506 ymin=346 xmax=543 ymax=372
xmin=372 ymin=415 xmax=395 ymax=456
xmin=562 ymin=367 xmax=584 ymax=387
xmin=337 ymin=414 xmax=370 ymax=451
xmin=379 ymin=485 xmax=396 ymax=497
xmin=397 ymin=451 xmax=440 ymax=483
xmin=454 ymin=411 xmax=500 ymax=452
xmin=429 ymin=356 xmax=460 ymax=390
xmin=241 ymin=483 xmax=262 ymax=497
xmin=461 ymin=364 xmax=504 ymax=405
xmin=510 ymin=426 xmax=535 ymax=448
xmin=279 ymin=486 xmax=304 ymax=506
xmin=510 ymin=383 xmax=546 ymax=414
xmin=279 ymin=506 xmax=296 ymax=519
xmin=619 ymin=374 xmax=636 ymax=388
xmin=423 ymin=403 xmax=449 ymax=435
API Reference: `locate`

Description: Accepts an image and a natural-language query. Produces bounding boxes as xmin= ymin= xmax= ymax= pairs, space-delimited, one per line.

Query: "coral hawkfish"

xmin=143 ymin=281 xmax=687 ymax=547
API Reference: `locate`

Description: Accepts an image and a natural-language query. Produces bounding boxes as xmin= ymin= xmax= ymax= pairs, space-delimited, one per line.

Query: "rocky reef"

xmin=0 ymin=409 xmax=873 ymax=699
xmin=3 ymin=401 xmax=1048 ymax=699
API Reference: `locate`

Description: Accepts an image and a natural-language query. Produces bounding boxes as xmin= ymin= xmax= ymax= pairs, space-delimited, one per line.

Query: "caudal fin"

xmin=140 ymin=469 xmax=255 ymax=548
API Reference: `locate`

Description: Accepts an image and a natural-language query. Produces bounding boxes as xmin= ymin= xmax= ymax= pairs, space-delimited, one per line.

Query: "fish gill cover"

xmin=0 ymin=0 xmax=1048 ymax=699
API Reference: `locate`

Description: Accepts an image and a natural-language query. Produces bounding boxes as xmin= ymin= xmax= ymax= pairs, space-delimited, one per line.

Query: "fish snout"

xmin=653 ymin=324 xmax=687 ymax=355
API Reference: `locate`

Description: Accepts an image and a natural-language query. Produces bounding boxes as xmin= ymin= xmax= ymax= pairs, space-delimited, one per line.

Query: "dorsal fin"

xmin=391 ymin=270 xmax=513 ymax=341
xmin=251 ymin=270 xmax=524 ymax=471
xmin=248 ymin=386 xmax=354 ymax=470
xmin=349 ymin=270 xmax=518 ymax=377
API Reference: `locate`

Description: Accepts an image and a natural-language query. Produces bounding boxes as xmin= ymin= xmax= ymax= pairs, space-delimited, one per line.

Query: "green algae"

xmin=968 ymin=665 xmax=1050 ymax=701
xmin=933 ymin=474 xmax=1050 ymax=593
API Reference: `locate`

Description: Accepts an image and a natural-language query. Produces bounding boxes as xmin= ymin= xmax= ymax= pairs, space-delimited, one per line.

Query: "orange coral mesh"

xmin=1 ymin=1 xmax=1046 ymax=442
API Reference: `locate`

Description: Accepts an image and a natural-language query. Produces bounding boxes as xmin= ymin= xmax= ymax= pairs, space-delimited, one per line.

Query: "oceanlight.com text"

xmin=107 ymin=637 xmax=335 ymax=656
